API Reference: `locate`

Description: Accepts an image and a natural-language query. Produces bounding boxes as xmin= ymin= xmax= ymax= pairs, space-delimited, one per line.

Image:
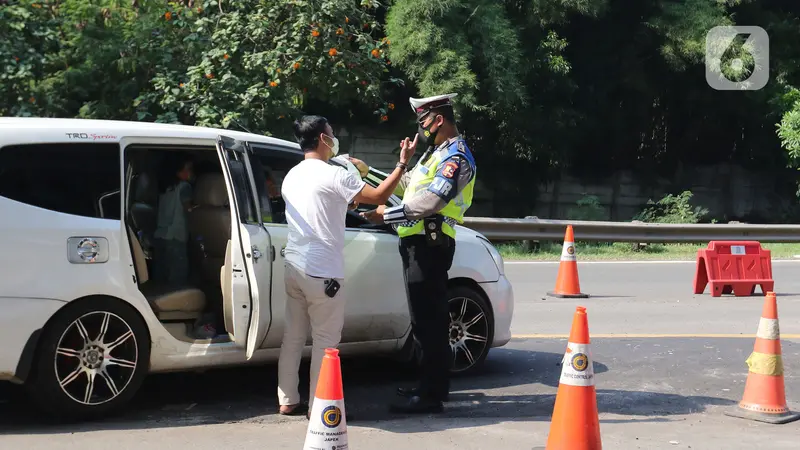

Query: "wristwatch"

xmin=396 ymin=161 xmax=409 ymax=172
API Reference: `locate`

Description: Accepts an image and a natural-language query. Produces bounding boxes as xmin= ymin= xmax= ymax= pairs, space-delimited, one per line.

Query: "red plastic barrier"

xmin=693 ymin=241 xmax=774 ymax=297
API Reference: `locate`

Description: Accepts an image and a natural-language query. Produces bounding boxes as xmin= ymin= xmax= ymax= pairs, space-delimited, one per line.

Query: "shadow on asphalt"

xmin=0 ymin=347 xmax=734 ymax=435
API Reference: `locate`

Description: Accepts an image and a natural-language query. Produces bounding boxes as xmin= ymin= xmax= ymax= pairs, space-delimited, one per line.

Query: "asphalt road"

xmin=2 ymin=260 xmax=800 ymax=449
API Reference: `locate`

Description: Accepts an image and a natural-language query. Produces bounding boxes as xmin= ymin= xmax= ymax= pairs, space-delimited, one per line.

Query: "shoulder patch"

xmin=442 ymin=161 xmax=459 ymax=178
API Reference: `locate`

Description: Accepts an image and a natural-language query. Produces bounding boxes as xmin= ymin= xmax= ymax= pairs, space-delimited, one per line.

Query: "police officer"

xmin=358 ymin=93 xmax=477 ymax=414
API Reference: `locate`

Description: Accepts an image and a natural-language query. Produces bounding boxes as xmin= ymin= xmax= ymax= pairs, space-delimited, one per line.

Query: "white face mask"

xmin=323 ymin=135 xmax=340 ymax=156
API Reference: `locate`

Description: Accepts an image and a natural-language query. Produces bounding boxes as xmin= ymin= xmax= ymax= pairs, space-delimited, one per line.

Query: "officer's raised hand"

xmin=400 ymin=133 xmax=419 ymax=164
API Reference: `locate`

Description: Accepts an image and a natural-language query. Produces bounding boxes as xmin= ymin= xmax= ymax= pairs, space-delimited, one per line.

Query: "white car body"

xmin=0 ymin=117 xmax=513 ymax=417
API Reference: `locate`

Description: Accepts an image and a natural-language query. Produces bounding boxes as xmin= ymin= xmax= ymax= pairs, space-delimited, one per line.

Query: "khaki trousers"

xmin=277 ymin=262 xmax=346 ymax=409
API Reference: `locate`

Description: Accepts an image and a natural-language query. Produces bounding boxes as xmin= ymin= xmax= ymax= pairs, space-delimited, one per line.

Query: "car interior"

xmin=121 ymin=144 xmax=396 ymax=345
xmin=124 ymin=146 xmax=231 ymax=344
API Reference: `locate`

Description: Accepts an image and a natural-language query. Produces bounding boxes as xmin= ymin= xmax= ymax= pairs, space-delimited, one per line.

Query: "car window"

xmin=359 ymin=167 xmax=401 ymax=210
xmin=248 ymin=144 xmax=303 ymax=224
xmin=248 ymin=145 xmax=396 ymax=231
xmin=0 ymin=143 xmax=121 ymax=219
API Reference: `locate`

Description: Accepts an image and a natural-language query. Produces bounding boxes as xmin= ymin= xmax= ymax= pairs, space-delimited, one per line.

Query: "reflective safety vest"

xmin=395 ymin=138 xmax=476 ymax=239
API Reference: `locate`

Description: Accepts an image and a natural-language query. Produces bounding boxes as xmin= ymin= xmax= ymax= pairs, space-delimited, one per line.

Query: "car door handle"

xmin=251 ymin=246 xmax=262 ymax=263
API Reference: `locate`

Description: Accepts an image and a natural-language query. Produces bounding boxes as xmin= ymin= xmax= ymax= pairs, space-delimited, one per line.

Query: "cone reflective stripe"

xmin=725 ymin=292 xmax=800 ymax=425
xmin=547 ymin=225 xmax=588 ymax=298
xmin=546 ymin=306 xmax=602 ymax=450
xmin=304 ymin=348 xmax=349 ymax=450
xmin=561 ymin=240 xmax=577 ymax=262
xmin=560 ymin=342 xmax=595 ymax=386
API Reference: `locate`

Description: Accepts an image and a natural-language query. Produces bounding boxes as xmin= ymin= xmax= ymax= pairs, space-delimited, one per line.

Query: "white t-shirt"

xmin=281 ymin=158 xmax=366 ymax=279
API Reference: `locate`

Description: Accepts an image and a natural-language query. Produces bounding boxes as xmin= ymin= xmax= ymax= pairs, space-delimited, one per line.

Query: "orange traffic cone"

xmin=725 ymin=292 xmax=800 ymax=424
xmin=546 ymin=306 xmax=602 ymax=450
xmin=547 ymin=225 xmax=589 ymax=298
xmin=303 ymin=348 xmax=349 ymax=450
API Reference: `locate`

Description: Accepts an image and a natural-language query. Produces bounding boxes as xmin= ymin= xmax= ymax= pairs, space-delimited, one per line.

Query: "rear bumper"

xmin=480 ymin=274 xmax=514 ymax=347
xmin=0 ymin=297 xmax=65 ymax=383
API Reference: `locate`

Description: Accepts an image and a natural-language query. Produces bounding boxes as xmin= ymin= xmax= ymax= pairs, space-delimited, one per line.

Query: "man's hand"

xmin=348 ymin=156 xmax=369 ymax=178
xmin=399 ymin=134 xmax=418 ymax=165
xmin=348 ymin=201 xmax=359 ymax=211
xmin=360 ymin=205 xmax=386 ymax=224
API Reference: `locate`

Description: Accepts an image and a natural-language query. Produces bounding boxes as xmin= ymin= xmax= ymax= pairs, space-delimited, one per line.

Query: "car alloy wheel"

xmin=27 ymin=297 xmax=150 ymax=420
xmin=448 ymin=288 xmax=492 ymax=374
xmin=54 ymin=311 xmax=139 ymax=406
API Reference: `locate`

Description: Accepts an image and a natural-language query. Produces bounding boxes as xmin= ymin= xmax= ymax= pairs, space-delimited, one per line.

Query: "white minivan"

xmin=0 ymin=117 xmax=514 ymax=419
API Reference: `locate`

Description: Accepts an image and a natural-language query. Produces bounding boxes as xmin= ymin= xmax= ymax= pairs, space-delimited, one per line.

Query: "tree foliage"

xmin=0 ymin=0 xmax=394 ymax=135
xmin=4 ymin=0 xmax=800 ymax=220
xmin=383 ymin=0 xmax=800 ymax=218
xmin=136 ymin=0 xmax=394 ymax=133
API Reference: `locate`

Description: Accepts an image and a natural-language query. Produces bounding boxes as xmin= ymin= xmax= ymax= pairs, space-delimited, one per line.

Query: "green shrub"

xmin=566 ymin=194 xmax=607 ymax=221
xmin=633 ymin=190 xmax=709 ymax=224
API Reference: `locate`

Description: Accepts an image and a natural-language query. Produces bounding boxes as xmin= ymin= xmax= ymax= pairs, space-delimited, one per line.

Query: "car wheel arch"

xmin=18 ymin=295 xmax=152 ymax=385
xmin=399 ymin=277 xmax=496 ymax=375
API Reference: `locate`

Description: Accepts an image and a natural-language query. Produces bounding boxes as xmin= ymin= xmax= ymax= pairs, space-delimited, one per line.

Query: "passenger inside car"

xmin=152 ymin=153 xmax=195 ymax=287
xmin=263 ymin=167 xmax=286 ymax=224
xmin=125 ymin=147 xmax=229 ymax=342
xmin=122 ymin=145 xmax=391 ymax=345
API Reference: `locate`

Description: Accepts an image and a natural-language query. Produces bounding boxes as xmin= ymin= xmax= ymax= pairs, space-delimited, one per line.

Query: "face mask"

xmin=417 ymin=116 xmax=439 ymax=148
xmin=331 ymin=136 xmax=340 ymax=156
xmin=323 ymin=135 xmax=340 ymax=157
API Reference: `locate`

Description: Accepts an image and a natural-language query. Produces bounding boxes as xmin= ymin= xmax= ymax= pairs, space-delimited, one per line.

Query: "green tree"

xmin=0 ymin=0 xmax=395 ymax=135
xmin=136 ymin=0 xmax=395 ymax=134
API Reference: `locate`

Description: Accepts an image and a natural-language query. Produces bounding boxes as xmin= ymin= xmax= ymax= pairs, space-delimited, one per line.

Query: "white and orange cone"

xmin=303 ymin=348 xmax=349 ymax=450
xmin=546 ymin=306 xmax=602 ymax=449
xmin=725 ymin=292 xmax=800 ymax=424
xmin=547 ymin=225 xmax=589 ymax=298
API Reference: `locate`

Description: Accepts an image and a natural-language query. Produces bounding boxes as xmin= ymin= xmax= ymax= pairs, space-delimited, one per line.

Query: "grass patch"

xmin=498 ymin=241 xmax=800 ymax=261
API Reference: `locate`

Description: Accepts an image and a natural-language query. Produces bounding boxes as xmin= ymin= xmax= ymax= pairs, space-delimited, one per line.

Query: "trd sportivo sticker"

xmin=65 ymin=133 xmax=118 ymax=140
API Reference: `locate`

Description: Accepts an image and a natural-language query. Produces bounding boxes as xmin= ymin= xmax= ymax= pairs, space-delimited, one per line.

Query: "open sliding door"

xmin=216 ymin=136 xmax=274 ymax=359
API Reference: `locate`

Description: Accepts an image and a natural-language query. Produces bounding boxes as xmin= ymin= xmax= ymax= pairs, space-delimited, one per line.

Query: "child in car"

xmin=153 ymin=154 xmax=217 ymax=340
xmin=153 ymin=153 xmax=195 ymax=286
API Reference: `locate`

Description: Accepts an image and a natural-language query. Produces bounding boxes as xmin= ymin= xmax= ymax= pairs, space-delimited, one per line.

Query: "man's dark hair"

xmin=293 ymin=115 xmax=329 ymax=152
xmin=159 ymin=151 xmax=193 ymax=189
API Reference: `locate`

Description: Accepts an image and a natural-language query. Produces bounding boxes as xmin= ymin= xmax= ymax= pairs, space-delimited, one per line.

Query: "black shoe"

xmin=389 ymin=395 xmax=444 ymax=414
xmin=279 ymin=402 xmax=309 ymax=416
xmin=396 ymin=387 xmax=450 ymax=402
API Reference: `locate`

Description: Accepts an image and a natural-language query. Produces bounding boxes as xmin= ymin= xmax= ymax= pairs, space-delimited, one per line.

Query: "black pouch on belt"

xmin=424 ymin=215 xmax=444 ymax=247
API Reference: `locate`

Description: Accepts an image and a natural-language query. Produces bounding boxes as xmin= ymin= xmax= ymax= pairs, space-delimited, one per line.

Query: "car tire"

xmin=447 ymin=285 xmax=494 ymax=376
xmin=402 ymin=285 xmax=495 ymax=377
xmin=26 ymin=296 xmax=150 ymax=421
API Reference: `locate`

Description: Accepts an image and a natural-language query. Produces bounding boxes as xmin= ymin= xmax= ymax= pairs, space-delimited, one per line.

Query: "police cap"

xmin=409 ymin=93 xmax=458 ymax=120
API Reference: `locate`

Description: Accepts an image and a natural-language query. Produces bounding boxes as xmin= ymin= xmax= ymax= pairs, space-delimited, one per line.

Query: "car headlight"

xmin=477 ymin=235 xmax=504 ymax=276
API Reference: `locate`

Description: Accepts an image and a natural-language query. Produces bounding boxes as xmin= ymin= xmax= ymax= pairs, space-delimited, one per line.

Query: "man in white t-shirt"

xmin=277 ymin=115 xmax=417 ymax=418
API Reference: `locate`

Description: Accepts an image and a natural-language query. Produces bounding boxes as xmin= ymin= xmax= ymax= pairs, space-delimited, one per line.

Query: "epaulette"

xmin=443 ymin=138 xmax=476 ymax=175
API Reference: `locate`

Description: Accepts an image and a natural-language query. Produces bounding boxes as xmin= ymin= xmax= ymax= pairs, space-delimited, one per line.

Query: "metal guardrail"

xmin=462 ymin=217 xmax=800 ymax=243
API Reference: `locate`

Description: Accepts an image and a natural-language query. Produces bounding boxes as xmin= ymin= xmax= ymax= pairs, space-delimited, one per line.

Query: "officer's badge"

xmin=442 ymin=161 xmax=458 ymax=178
